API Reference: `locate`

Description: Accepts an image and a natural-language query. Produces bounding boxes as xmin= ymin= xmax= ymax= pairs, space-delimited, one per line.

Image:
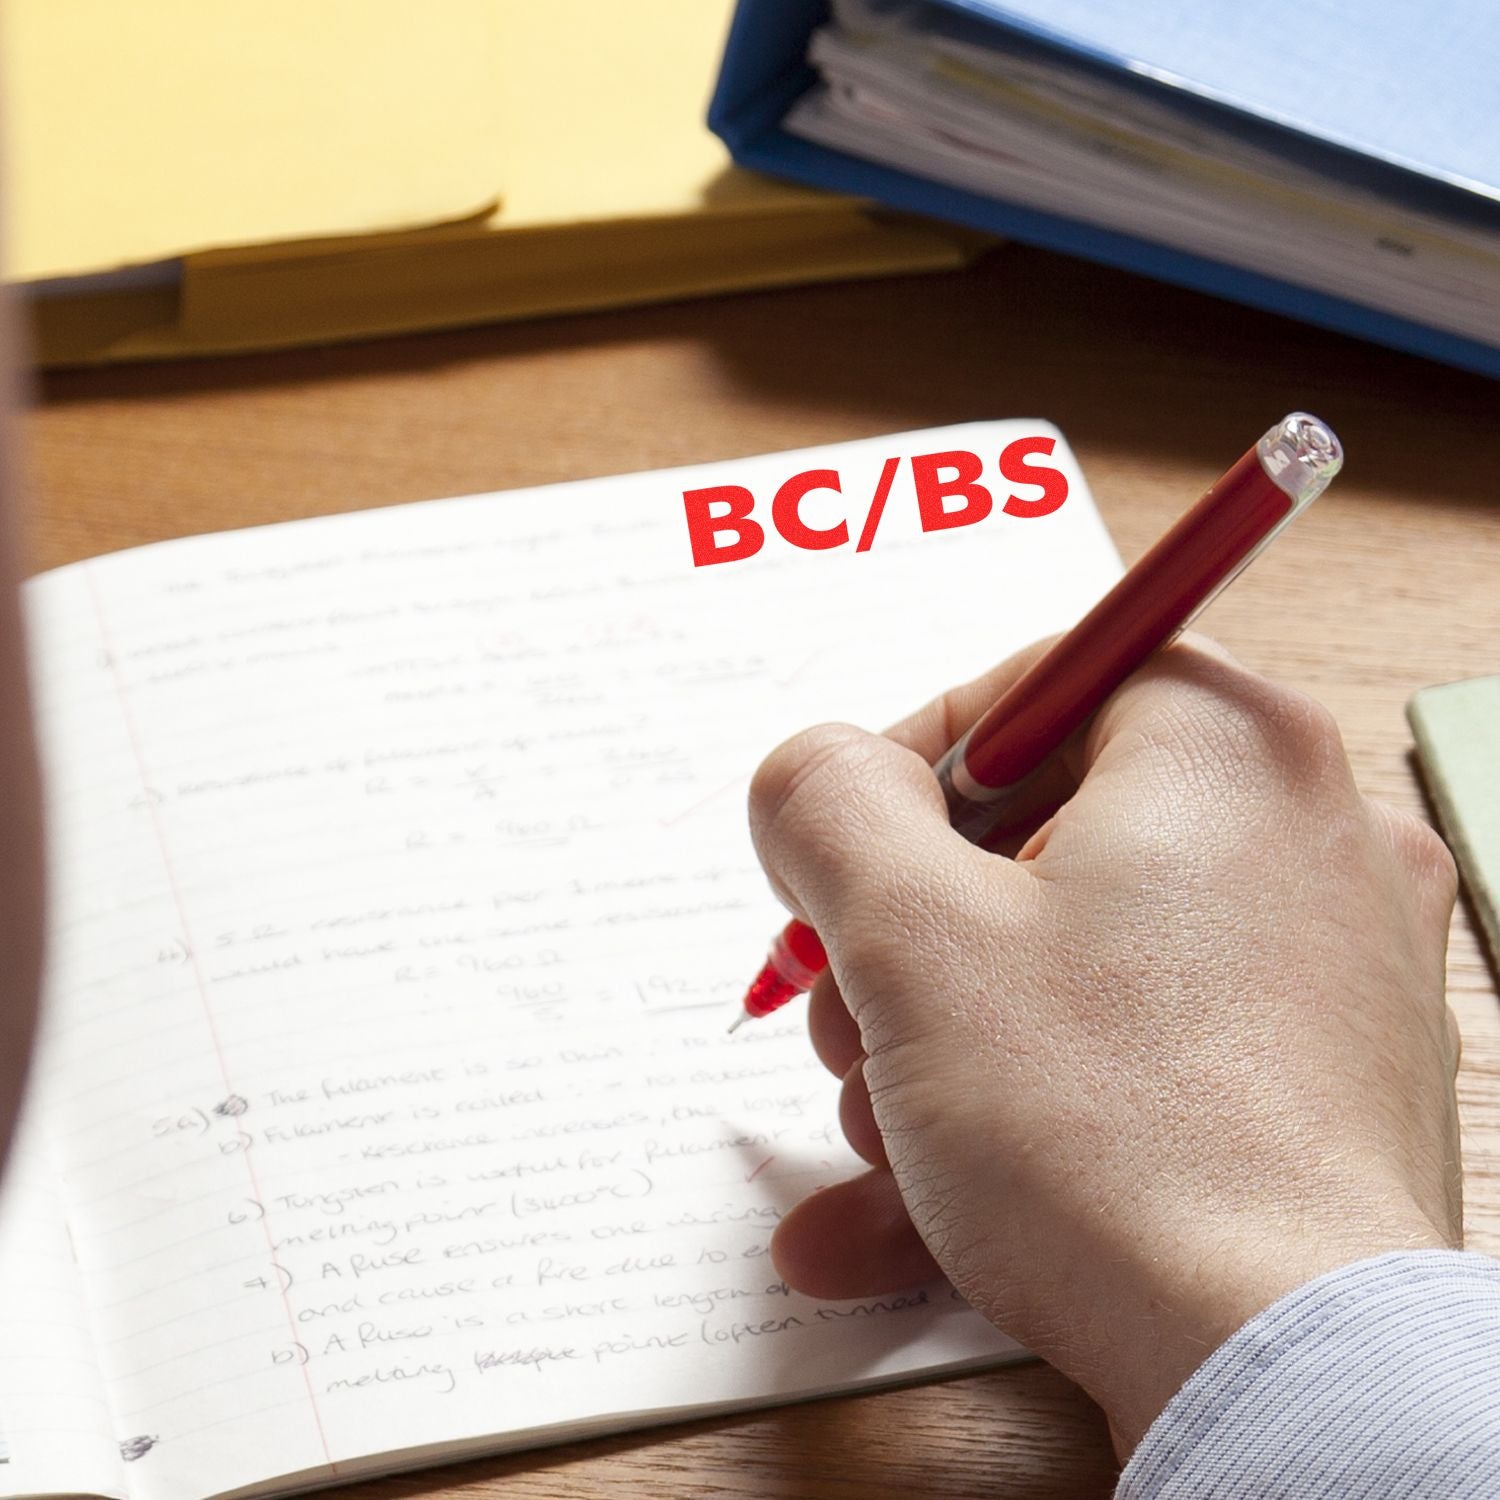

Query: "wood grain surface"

xmin=22 ymin=244 xmax=1500 ymax=1498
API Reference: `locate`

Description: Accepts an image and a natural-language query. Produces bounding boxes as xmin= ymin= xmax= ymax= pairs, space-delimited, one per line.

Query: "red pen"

xmin=730 ymin=412 xmax=1343 ymax=1032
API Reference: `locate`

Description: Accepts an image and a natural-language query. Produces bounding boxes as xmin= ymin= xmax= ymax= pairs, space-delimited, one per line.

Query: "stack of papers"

xmin=785 ymin=0 xmax=1500 ymax=353
xmin=1 ymin=1 xmax=979 ymax=365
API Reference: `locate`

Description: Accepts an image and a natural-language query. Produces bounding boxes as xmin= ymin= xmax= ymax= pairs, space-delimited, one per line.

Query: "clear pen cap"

xmin=1170 ymin=411 xmax=1342 ymax=640
xmin=1257 ymin=412 xmax=1343 ymax=509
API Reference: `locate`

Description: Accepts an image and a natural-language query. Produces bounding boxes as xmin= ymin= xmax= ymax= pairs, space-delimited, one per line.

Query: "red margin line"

xmin=85 ymin=565 xmax=338 ymax=1473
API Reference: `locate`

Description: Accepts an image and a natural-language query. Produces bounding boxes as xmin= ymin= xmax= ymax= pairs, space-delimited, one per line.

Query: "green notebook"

xmin=1409 ymin=676 xmax=1500 ymax=971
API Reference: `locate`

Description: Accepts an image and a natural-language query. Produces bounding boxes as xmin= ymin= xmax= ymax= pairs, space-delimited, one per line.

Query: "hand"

xmin=748 ymin=636 xmax=1462 ymax=1455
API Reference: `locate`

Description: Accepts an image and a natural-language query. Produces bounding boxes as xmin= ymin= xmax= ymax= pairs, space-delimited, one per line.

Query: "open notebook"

xmin=0 ymin=424 xmax=1122 ymax=1500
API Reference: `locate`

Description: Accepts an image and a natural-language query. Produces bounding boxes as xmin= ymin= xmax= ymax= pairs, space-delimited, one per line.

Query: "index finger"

xmin=885 ymin=631 xmax=1239 ymax=765
xmin=884 ymin=636 xmax=1058 ymax=762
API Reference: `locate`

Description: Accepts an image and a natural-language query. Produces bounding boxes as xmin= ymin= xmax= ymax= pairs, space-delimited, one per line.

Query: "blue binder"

xmin=708 ymin=0 xmax=1500 ymax=380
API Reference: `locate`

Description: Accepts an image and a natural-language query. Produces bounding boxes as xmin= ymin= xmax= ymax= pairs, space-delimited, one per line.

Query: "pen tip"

xmin=726 ymin=1010 xmax=748 ymax=1035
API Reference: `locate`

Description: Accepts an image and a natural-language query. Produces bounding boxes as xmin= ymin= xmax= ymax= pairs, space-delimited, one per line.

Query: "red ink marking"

xmin=855 ymin=455 xmax=900 ymax=552
xmin=777 ymin=649 xmax=822 ymax=688
xmin=745 ymin=1157 xmax=775 ymax=1183
xmin=683 ymin=440 xmax=1066 ymax=568
xmin=659 ymin=771 xmax=749 ymax=828
xmin=86 ymin=567 xmax=339 ymax=1476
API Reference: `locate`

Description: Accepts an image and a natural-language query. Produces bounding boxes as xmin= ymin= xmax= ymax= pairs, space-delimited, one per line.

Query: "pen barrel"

xmin=933 ymin=411 xmax=1345 ymax=835
xmin=954 ymin=445 xmax=1294 ymax=796
xmin=771 ymin=921 xmax=828 ymax=990
xmin=934 ymin=735 xmax=1076 ymax=847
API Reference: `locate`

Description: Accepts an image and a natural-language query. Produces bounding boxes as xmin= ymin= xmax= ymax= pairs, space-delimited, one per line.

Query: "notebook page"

xmin=24 ymin=424 xmax=1121 ymax=1500
xmin=0 ymin=1101 xmax=123 ymax=1499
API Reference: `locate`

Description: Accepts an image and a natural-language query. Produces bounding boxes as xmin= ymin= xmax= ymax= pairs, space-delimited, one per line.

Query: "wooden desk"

xmin=24 ymin=246 xmax=1500 ymax=1497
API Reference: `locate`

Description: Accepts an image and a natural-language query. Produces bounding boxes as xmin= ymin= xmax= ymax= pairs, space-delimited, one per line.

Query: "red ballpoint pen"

xmin=730 ymin=412 xmax=1343 ymax=1032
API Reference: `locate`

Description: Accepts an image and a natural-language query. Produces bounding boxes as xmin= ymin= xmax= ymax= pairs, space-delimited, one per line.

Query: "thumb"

xmin=747 ymin=723 xmax=1019 ymax=1020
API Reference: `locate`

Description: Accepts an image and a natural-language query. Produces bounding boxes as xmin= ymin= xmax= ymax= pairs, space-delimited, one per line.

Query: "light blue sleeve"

xmin=1117 ymin=1250 xmax=1500 ymax=1498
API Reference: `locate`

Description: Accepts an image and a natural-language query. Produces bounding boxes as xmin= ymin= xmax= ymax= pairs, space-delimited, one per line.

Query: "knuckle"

xmin=1174 ymin=629 xmax=1239 ymax=666
xmin=1269 ymin=687 xmax=1344 ymax=759
xmin=1447 ymin=1006 xmax=1464 ymax=1074
xmin=748 ymin=723 xmax=878 ymax=842
xmin=1104 ymin=648 xmax=1351 ymax=799
xmin=830 ymin=875 xmax=935 ymax=993
xmin=1176 ymin=671 xmax=1347 ymax=788
xmin=1212 ymin=676 xmax=1341 ymax=764
xmin=1378 ymin=803 xmax=1459 ymax=900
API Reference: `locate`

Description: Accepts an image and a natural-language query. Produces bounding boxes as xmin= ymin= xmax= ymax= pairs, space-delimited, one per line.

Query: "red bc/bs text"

xmin=682 ymin=437 xmax=1068 ymax=568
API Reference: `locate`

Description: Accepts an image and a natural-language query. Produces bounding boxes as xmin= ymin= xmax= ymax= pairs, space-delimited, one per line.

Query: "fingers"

xmin=749 ymin=636 xmax=1257 ymax=967
xmin=1367 ymin=800 xmax=1460 ymax=926
xmin=839 ymin=1058 xmax=888 ymax=1167
xmin=885 ymin=634 xmax=1252 ymax=842
xmin=748 ymin=723 xmax=1023 ymax=1010
xmin=1078 ymin=635 xmax=1349 ymax=796
xmin=770 ymin=1168 xmax=942 ymax=1299
xmin=1011 ymin=638 xmax=1362 ymax=873
xmin=810 ymin=976 xmax=887 ymax=1166
xmin=882 ymin=636 xmax=1057 ymax=763
xmin=808 ymin=967 xmax=861 ymax=1077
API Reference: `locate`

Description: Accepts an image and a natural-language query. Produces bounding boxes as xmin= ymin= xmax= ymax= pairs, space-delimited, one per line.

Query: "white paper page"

xmin=23 ymin=423 xmax=1122 ymax=1500
xmin=0 ymin=1101 xmax=124 ymax=1499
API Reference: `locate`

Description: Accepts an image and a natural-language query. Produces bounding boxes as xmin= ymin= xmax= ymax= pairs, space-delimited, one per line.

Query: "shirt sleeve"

xmin=1116 ymin=1250 xmax=1500 ymax=1499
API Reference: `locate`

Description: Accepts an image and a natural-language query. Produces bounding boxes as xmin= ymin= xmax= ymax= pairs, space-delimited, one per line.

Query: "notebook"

xmin=710 ymin=0 xmax=1500 ymax=379
xmin=0 ymin=424 xmax=1122 ymax=1500
xmin=1409 ymin=677 xmax=1500 ymax=975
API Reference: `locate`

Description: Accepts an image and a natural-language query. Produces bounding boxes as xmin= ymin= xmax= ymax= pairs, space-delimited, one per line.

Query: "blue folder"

xmin=708 ymin=0 xmax=1500 ymax=380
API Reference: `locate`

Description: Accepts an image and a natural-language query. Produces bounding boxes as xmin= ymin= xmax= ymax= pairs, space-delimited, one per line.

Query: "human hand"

xmin=747 ymin=637 xmax=1462 ymax=1455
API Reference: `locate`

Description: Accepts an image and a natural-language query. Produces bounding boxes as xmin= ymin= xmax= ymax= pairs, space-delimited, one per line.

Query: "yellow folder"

xmin=4 ymin=2 xmax=980 ymax=365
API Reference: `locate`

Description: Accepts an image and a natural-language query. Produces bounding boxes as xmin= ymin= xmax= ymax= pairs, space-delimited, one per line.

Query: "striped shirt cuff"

xmin=1117 ymin=1250 xmax=1500 ymax=1498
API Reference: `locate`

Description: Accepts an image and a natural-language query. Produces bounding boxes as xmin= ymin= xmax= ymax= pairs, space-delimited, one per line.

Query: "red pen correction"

xmin=730 ymin=413 xmax=1343 ymax=1031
